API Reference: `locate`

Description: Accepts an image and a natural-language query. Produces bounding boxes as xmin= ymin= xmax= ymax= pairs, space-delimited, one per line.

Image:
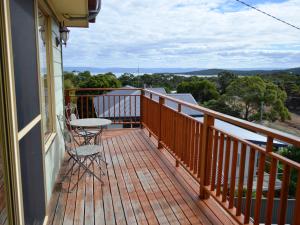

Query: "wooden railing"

xmin=141 ymin=89 xmax=300 ymax=225
xmin=65 ymin=88 xmax=300 ymax=224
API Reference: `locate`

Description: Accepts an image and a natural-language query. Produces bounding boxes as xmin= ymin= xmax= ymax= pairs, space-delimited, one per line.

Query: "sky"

xmin=63 ymin=0 xmax=300 ymax=69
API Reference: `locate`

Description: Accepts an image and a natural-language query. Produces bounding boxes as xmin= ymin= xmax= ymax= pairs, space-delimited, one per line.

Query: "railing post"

xmin=158 ymin=96 xmax=165 ymax=149
xmin=65 ymin=89 xmax=70 ymax=107
xmin=199 ymin=114 xmax=215 ymax=199
xmin=175 ymin=103 xmax=182 ymax=167
xmin=140 ymin=89 xmax=145 ymax=128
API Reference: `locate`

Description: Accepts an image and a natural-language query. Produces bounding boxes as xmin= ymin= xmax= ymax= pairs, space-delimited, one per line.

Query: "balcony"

xmin=47 ymin=88 xmax=300 ymax=225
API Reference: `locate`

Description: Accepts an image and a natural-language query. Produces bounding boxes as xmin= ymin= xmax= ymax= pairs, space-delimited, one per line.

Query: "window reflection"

xmin=38 ymin=9 xmax=52 ymax=140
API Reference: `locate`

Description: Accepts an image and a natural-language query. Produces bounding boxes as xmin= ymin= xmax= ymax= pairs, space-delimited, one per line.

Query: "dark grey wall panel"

xmin=19 ymin=123 xmax=45 ymax=225
xmin=10 ymin=0 xmax=40 ymax=130
xmin=10 ymin=0 xmax=46 ymax=224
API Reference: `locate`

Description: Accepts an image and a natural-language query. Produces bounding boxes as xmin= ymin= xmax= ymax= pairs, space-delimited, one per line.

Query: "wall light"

xmin=56 ymin=26 xmax=70 ymax=47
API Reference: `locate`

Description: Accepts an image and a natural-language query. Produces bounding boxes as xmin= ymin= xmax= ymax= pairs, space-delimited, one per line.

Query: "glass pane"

xmin=0 ymin=149 xmax=8 ymax=224
xmin=37 ymin=10 xmax=51 ymax=140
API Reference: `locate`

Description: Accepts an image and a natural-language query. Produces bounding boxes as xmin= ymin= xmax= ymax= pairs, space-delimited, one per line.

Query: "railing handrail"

xmin=143 ymin=89 xmax=300 ymax=147
xmin=66 ymin=87 xmax=142 ymax=91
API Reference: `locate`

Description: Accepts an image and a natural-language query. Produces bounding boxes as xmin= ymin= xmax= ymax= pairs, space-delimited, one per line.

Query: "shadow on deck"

xmin=46 ymin=129 xmax=237 ymax=225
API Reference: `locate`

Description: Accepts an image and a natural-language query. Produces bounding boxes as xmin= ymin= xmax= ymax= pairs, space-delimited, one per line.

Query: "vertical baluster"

xmin=278 ymin=164 xmax=290 ymax=225
xmin=174 ymin=112 xmax=178 ymax=163
xmin=175 ymin=104 xmax=181 ymax=166
xmin=178 ymin=115 xmax=183 ymax=161
xmin=253 ymin=151 xmax=266 ymax=224
xmin=123 ymin=96 xmax=126 ymax=122
xmin=222 ymin=136 xmax=232 ymax=202
xmin=244 ymin=149 xmax=256 ymax=224
xmin=187 ymin=118 xmax=191 ymax=166
xmin=236 ymin=143 xmax=246 ymax=216
xmin=190 ymin=120 xmax=195 ymax=170
xmin=222 ymin=135 xmax=231 ymax=202
xmin=265 ymin=157 xmax=278 ymax=224
xmin=135 ymin=95 xmax=137 ymax=124
xmin=102 ymin=95 xmax=105 ymax=118
xmin=108 ymin=95 xmax=111 ymax=119
xmin=199 ymin=114 xmax=215 ymax=198
xmin=114 ymin=95 xmax=116 ymax=123
xmin=129 ymin=95 xmax=132 ymax=125
xmin=216 ymin=133 xmax=225 ymax=196
xmin=228 ymin=140 xmax=238 ymax=208
xmin=81 ymin=96 xmax=83 ymax=118
xmin=97 ymin=95 xmax=100 ymax=118
xmin=194 ymin=123 xmax=200 ymax=175
xmin=211 ymin=129 xmax=219 ymax=191
xmin=158 ymin=96 xmax=165 ymax=149
xmin=86 ymin=96 xmax=89 ymax=118
xmin=92 ymin=95 xmax=95 ymax=117
xmin=293 ymin=171 xmax=300 ymax=225
xmin=188 ymin=119 xmax=193 ymax=168
xmin=118 ymin=95 xmax=121 ymax=123
xmin=182 ymin=116 xmax=187 ymax=164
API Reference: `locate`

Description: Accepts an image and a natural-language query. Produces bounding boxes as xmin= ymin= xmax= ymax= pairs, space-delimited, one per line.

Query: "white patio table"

xmin=69 ymin=118 xmax=112 ymax=145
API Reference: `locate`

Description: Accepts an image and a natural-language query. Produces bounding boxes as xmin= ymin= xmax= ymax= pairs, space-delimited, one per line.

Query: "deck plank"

xmin=106 ymin=138 xmax=139 ymax=225
xmin=103 ymin=139 xmax=127 ymax=225
xmin=47 ymin=129 xmax=237 ymax=225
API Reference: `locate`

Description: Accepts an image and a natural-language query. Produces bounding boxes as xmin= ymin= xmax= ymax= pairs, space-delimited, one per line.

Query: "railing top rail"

xmin=68 ymin=94 xmax=141 ymax=97
xmin=66 ymin=88 xmax=142 ymax=91
xmin=143 ymin=89 xmax=300 ymax=147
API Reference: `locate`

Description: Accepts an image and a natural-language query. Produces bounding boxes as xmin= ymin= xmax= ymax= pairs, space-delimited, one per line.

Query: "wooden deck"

xmin=47 ymin=129 xmax=237 ymax=225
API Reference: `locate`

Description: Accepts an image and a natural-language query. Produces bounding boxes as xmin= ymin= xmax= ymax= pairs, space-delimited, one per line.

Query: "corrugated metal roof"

xmin=93 ymin=87 xmax=201 ymax=117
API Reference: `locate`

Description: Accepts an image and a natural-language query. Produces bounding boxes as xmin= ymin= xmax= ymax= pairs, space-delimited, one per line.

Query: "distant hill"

xmin=64 ymin=66 xmax=300 ymax=76
xmin=182 ymin=67 xmax=300 ymax=76
xmin=64 ymin=67 xmax=200 ymax=74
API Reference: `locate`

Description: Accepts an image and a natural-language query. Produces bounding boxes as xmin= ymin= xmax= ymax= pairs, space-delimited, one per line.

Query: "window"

xmin=37 ymin=9 xmax=53 ymax=141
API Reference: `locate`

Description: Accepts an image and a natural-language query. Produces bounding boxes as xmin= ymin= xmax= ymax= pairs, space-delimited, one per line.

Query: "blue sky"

xmin=63 ymin=0 xmax=300 ymax=69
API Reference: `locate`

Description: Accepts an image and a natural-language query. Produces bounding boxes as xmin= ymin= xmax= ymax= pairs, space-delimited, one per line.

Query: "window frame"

xmin=36 ymin=6 xmax=56 ymax=146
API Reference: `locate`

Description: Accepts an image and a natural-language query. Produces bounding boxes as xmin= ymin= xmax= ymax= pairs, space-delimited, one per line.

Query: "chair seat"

xmin=76 ymin=130 xmax=100 ymax=136
xmin=71 ymin=145 xmax=100 ymax=157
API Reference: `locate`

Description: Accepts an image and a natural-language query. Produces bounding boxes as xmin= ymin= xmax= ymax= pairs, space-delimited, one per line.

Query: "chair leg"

xmin=69 ymin=156 xmax=104 ymax=192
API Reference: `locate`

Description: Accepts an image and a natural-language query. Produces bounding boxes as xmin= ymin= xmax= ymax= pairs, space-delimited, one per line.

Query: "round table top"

xmin=69 ymin=118 xmax=112 ymax=128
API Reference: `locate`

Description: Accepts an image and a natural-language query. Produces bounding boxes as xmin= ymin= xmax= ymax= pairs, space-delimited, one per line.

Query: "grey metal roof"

xmin=93 ymin=87 xmax=201 ymax=118
xmin=195 ymin=117 xmax=286 ymax=146
xmin=165 ymin=94 xmax=202 ymax=116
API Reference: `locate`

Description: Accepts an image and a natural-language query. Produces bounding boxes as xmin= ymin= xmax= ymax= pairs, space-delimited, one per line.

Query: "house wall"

xmin=44 ymin=18 xmax=65 ymax=204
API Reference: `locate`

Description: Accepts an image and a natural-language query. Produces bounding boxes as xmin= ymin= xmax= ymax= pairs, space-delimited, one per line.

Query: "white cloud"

xmin=63 ymin=0 xmax=300 ymax=68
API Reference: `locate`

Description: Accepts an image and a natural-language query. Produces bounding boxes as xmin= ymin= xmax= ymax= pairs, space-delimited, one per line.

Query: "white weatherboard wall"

xmin=44 ymin=18 xmax=65 ymax=203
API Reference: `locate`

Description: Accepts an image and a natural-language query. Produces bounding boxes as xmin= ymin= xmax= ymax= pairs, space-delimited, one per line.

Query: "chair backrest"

xmin=65 ymin=103 xmax=79 ymax=120
xmin=61 ymin=129 xmax=76 ymax=153
xmin=57 ymin=115 xmax=75 ymax=153
xmin=70 ymin=113 xmax=77 ymax=121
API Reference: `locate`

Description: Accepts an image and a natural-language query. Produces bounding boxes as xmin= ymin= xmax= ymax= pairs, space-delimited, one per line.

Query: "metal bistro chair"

xmin=57 ymin=115 xmax=106 ymax=191
xmin=65 ymin=103 xmax=100 ymax=145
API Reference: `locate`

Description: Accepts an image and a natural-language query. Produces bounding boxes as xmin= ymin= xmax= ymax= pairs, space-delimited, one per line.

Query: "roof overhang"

xmin=46 ymin=0 xmax=101 ymax=27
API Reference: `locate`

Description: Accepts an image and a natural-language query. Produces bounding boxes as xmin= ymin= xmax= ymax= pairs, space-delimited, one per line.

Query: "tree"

xmin=204 ymin=96 xmax=242 ymax=118
xmin=225 ymin=76 xmax=290 ymax=121
xmin=118 ymin=73 xmax=135 ymax=86
xmin=217 ymin=71 xmax=238 ymax=94
xmin=79 ymin=73 xmax=121 ymax=89
xmin=177 ymin=80 xmax=219 ymax=103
